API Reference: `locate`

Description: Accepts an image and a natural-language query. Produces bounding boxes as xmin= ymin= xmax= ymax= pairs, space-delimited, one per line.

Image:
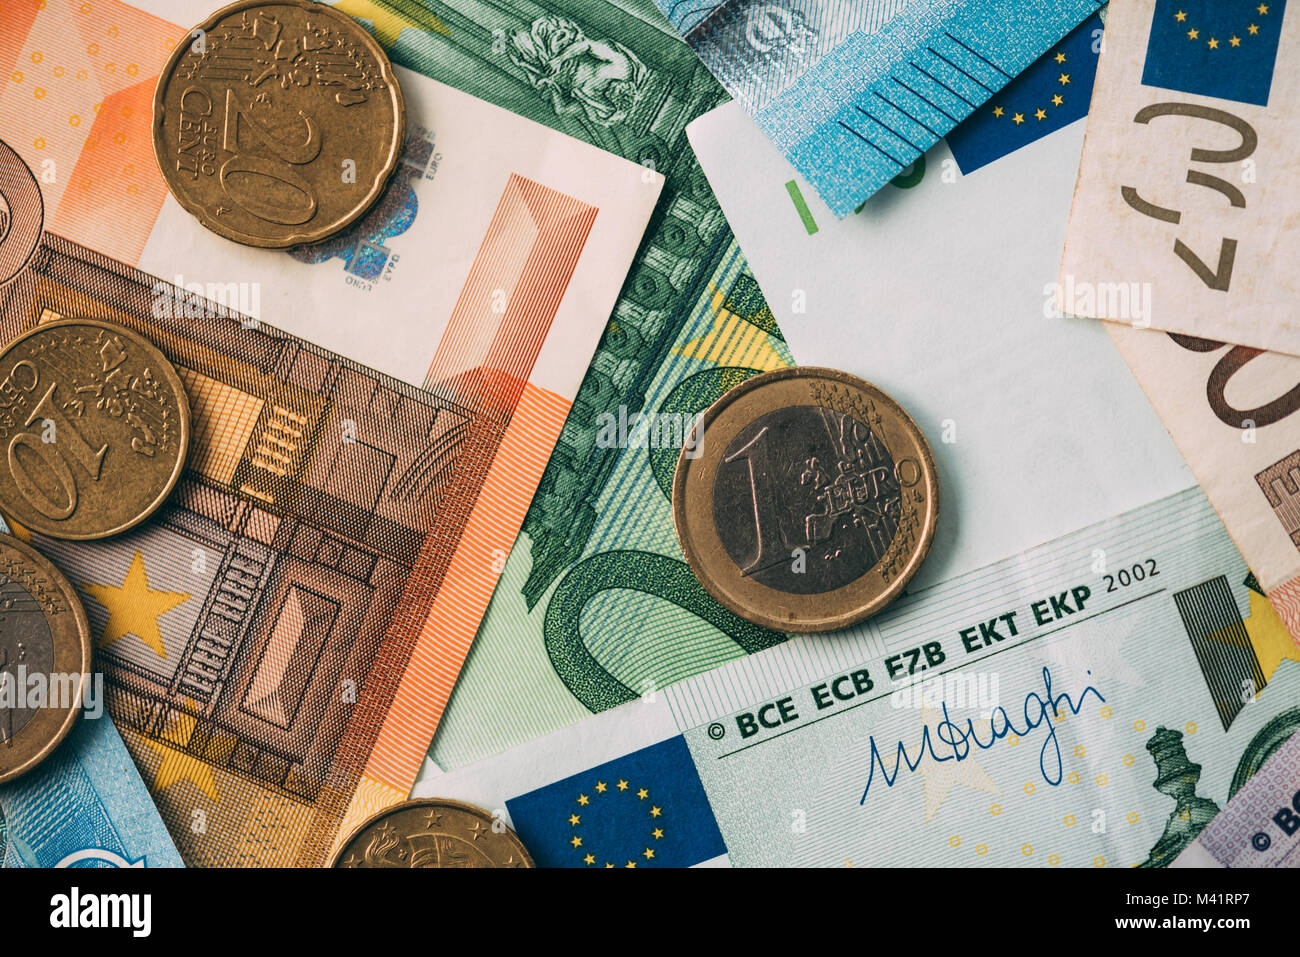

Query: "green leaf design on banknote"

xmin=333 ymin=0 xmax=796 ymax=766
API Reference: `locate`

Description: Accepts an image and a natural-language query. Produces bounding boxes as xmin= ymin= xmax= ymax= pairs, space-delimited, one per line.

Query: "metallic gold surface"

xmin=0 ymin=318 xmax=190 ymax=540
xmin=153 ymin=0 xmax=406 ymax=248
xmin=673 ymin=367 xmax=939 ymax=633
xmin=330 ymin=798 xmax=536 ymax=868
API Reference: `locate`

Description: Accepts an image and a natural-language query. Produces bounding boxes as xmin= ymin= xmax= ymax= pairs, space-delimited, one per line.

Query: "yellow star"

xmin=636 ymin=788 xmax=649 ymax=800
xmin=595 ymin=781 xmax=607 ymax=793
xmin=625 ymin=860 xmax=636 ymax=868
xmin=135 ymin=711 xmax=222 ymax=801
xmin=577 ymin=793 xmax=589 ymax=806
xmin=1175 ymin=9 xmax=1186 ymax=21
xmin=915 ymin=706 xmax=1001 ymax=821
xmin=650 ymin=806 xmax=662 ymax=818
xmin=1187 ymin=28 xmax=1199 ymax=39
xmin=616 ymin=779 xmax=629 ymax=791
xmin=1012 ymin=112 xmax=1025 ymax=125
xmin=1058 ymin=73 xmax=1071 ymax=85
xmin=643 ymin=847 xmax=655 ymax=860
xmin=82 ymin=551 xmax=190 ymax=658
xmin=1230 ymin=35 xmax=1241 ymax=46
xmin=570 ymin=835 xmax=583 ymax=848
xmin=1054 ymin=51 xmax=1067 ymax=62
xmin=673 ymin=283 xmax=786 ymax=372
xmin=1207 ymin=37 xmax=1219 ymax=49
xmin=1249 ymin=23 xmax=1260 ymax=34
xmin=1052 ymin=94 xmax=1064 ymax=106
xmin=1258 ymin=3 xmax=1269 ymax=14
xmin=1214 ymin=586 xmax=1300 ymax=687
xmin=604 ymin=862 xmax=614 ymax=869
xmin=583 ymin=853 xmax=595 ymax=865
xmin=652 ymin=827 xmax=664 ymax=839
xmin=992 ymin=105 xmax=1004 ymax=117
xmin=568 ymin=814 xmax=580 ymax=826
xmin=1034 ymin=108 xmax=1047 ymax=121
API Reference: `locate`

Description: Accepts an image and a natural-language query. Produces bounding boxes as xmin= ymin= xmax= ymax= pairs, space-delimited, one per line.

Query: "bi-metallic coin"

xmin=673 ymin=367 xmax=939 ymax=633
xmin=0 ymin=533 xmax=93 ymax=785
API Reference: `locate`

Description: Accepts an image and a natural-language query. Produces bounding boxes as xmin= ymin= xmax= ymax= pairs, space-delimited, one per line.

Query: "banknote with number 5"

xmin=0 ymin=0 xmax=662 ymax=866
xmin=1059 ymin=0 xmax=1300 ymax=356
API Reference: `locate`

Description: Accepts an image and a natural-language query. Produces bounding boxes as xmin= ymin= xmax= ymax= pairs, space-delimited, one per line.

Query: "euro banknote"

xmin=416 ymin=487 xmax=1300 ymax=867
xmin=1059 ymin=0 xmax=1300 ymax=357
xmin=332 ymin=0 xmax=799 ymax=771
xmin=684 ymin=78 xmax=1194 ymax=592
xmin=1 ymin=513 xmax=182 ymax=869
xmin=688 ymin=23 xmax=1300 ymax=654
xmin=652 ymin=0 xmax=1103 ymax=215
xmin=0 ymin=0 xmax=660 ymax=865
xmin=1108 ymin=325 xmax=1300 ymax=662
xmin=0 ymin=714 xmax=184 ymax=868
xmin=1175 ymin=725 xmax=1300 ymax=867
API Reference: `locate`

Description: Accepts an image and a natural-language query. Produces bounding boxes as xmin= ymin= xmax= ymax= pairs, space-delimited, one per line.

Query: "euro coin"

xmin=331 ymin=799 xmax=535 ymax=868
xmin=0 ymin=533 xmax=93 ymax=785
xmin=0 ymin=319 xmax=191 ymax=540
xmin=673 ymin=367 xmax=939 ymax=633
xmin=153 ymin=0 xmax=406 ymax=248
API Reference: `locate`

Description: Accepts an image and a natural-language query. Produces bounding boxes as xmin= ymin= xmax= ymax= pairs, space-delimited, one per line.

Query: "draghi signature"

xmin=861 ymin=666 xmax=1105 ymax=804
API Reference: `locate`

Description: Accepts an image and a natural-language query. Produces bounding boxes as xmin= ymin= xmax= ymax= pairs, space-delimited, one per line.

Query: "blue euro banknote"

xmin=1 ymin=516 xmax=181 ymax=868
xmin=0 ymin=713 xmax=184 ymax=868
xmin=655 ymin=0 xmax=1103 ymax=214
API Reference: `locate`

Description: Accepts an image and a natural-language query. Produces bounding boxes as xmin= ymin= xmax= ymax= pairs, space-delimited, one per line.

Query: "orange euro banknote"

xmin=0 ymin=0 xmax=662 ymax=865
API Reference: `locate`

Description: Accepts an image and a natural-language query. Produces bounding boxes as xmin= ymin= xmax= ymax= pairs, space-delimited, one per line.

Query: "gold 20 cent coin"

xmin=0 ymin=319 xmax=191 ymax=540
xmin=673 ymin=367 xmax=939 ymax=633
xmin=0 ymin=533 xmax=93 ymax=784
xmin=331 ymin=798 xmax=535 ymax=868
xmin=153 ymin=0 xmax=406 ymax=248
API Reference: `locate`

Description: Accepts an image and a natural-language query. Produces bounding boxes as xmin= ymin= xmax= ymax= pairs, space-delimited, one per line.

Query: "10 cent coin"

xmin=673 ymin=367 xmax=939 ymax=633
xmin=0 ymin=319 xmax=191 ymax=540
xmin=153 ymin=0 xmax=406 ymax=248
xmin=331 ymin=798 xmax=535 ymax=868
xmin=0 ymin=533 xmax=93 ymax=785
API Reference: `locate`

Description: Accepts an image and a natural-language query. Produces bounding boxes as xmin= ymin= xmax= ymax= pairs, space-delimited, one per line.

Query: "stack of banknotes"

xmin=1 ymin=0 xmax=1298 ymax=871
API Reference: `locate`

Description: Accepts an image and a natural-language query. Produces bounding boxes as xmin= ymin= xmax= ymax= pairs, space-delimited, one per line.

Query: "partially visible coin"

xmin=673 ymin=367 xmax=939 ymax=633
xmin=0 ymin=533 xmax=93 ymax=785
xmin=331 ymin=798 xmax=535 ymax=868
xmin=152 ymin=0 xmax=406 ymax=248
xmin=0 ymin=318 xmax=191 ymax=540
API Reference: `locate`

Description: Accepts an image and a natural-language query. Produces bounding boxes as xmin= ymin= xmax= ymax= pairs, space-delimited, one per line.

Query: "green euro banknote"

xmin=415 ymin=487 xmax=1300 ymax=867
xmin=330 ymin=0 xmax=797 ymax=768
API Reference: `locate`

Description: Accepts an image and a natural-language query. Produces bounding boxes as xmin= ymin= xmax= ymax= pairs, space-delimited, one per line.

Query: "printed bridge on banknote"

xmin=0 ymin=105 xmax=639 ymax=863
